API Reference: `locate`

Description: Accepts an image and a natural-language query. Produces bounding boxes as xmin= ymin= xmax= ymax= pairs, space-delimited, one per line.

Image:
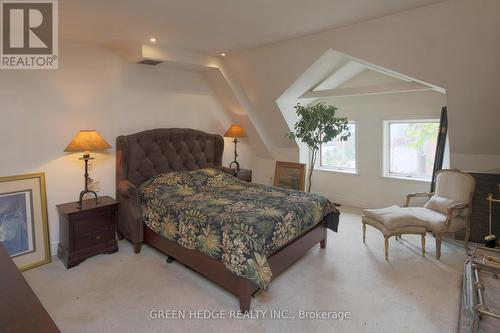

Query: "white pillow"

xmin=424 ymin=196 xmax=460 ymax=217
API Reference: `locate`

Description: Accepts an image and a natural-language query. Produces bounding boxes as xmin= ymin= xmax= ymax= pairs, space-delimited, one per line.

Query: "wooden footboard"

xmin=141 ymin=220 xmax=328 ymax=312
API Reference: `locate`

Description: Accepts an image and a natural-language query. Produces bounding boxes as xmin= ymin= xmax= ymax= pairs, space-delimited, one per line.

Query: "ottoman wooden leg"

xmin=421 ymin=235 xmax=426 ymax=257
xmin=435 ymin=235 xmax=442 ymax=260
xmin=362 ymin=223 xmax=366 ymax=243
xmin=384 ymin=237 xmax=389 ymax=260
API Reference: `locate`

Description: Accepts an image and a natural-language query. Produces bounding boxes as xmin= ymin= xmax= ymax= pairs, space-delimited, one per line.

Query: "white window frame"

xmin=382 ymin=119 xmax=439 ymax=182
xmin=316 ymin=121 xmax=358 ymax=174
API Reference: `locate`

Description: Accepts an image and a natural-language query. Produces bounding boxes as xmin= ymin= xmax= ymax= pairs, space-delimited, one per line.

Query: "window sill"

xmin=381 ymin=174 xmax=431 ymax=184
xmin=316 ymin=167 xmax=359 ymax=176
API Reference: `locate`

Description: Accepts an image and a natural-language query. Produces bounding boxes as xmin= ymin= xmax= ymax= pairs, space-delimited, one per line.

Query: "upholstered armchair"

xmin=362 ymin=169 xmax=475 ymax=260
xmin=404 ymin=169 xmax=476 ymax=259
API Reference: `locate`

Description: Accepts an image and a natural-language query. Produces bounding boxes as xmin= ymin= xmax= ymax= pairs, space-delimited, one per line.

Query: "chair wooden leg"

xmin=421 ymin=235 xmax=426 ymax=257
xmin=362 ymin=223 xmax=366 ymax=243
xmin=116 ymin=231 xmax=124 ymax=241
xmin=133 ymin=243 xmax=142 ymax=254
xmin=384 ymin=237 xmax=389 ymax=260
xmin=465 ymin=226 xmax=470 ymax=251
xmin=435 ymin=235 xmax=442 ymax=260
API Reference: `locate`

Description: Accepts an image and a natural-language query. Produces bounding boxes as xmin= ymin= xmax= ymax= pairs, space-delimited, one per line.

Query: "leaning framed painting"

xmin=273 ymin=161 xmax=306 ymax=191
xmin=0 ymin=173 xmax=50 ymax=271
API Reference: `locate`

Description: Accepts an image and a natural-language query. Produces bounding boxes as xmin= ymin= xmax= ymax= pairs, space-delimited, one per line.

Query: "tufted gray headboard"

xmin=115 ymin=128 xmax=226 ymax=248
xmin=116 ymin=128 xmax=224 ymax=187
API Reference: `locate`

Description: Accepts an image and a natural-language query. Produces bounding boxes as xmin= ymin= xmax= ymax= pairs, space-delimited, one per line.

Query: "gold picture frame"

xmin=0 ymin=173 xmax=51 ymax=271
xmin=273 ymin=161 xmax=306 ymax=191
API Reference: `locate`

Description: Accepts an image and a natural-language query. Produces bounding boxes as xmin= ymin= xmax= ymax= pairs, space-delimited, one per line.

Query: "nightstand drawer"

xmin=74 ymin=213 xmax=114 ymax=235
xmin=74 ymin=229 xmax=115 ymax=251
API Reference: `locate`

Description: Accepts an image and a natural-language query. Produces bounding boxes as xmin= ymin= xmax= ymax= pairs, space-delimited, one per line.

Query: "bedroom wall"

xmin=311 ymin=90 xmax=447 ymax=208
xmin=0 ymin=41 xmax=263 ymax=254
xmin=224 ymin=0 xmax=500 ymax=171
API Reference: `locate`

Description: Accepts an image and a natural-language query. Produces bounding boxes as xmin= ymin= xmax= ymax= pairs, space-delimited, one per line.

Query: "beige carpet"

xmin=24 ymin=206 xmax=465 ymax=333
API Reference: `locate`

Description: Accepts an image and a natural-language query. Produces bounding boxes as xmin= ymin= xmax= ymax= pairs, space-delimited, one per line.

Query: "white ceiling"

xmin=60 ymin=0 xmax=445 ymax=54
xmin=308 ymin=68 xmax=437 ymax=99
xmin=334 ymin=69 xmax=403 ymax=89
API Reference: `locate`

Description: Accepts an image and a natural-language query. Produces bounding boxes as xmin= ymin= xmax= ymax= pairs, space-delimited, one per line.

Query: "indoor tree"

xmin=287 ymin=102 xmax=351 ymax=192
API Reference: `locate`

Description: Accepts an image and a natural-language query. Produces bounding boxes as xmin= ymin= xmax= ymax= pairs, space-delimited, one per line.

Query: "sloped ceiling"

xmin=301 ymin=63 xmax=441 ymax=99
xmin=114 ymin=44 xmax=274 ymax=158
xmin=335 ymin=70 xmax=401 ymax=88
xmin=60 ymin=0 xmax=445 ymax=54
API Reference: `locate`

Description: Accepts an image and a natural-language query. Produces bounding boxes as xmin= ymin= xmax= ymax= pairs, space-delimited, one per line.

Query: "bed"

xmin=116 ymin=128 xmax=339 ymax=311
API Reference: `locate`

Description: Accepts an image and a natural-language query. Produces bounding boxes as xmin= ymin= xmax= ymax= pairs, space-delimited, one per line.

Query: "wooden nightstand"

xmin=236 ymin=168 xmax=252 ymax=182
xmin=57 ymin=196 xmax=118 ymax=269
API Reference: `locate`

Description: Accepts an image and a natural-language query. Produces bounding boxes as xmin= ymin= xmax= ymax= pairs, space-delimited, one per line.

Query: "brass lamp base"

xmin=77 ymin=153 xmax=99 ymax=209
xmin=229 ymin=160 xmax=240 ymax=171
xmin=78 ymin=189 xmax=98 ymax=209
xmin=230 ymin=138 xmax=241 ymax=172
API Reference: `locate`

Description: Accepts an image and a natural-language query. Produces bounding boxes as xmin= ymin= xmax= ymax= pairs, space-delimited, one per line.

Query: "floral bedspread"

xmin=139 ymin=168 xmax=338 ymax=289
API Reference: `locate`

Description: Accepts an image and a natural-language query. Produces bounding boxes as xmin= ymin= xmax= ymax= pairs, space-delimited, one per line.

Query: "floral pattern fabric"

xmin=139 ymin=168 xmax=338 ymax=289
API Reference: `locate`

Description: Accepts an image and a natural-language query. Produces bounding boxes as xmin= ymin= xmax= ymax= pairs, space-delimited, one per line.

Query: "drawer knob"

xmin=96 ymin=235 xmax=101 ymax=240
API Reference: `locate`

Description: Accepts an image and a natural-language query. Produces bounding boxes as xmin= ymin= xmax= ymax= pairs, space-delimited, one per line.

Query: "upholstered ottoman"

xmin=362 ymin=206 xmax=427 ymax=260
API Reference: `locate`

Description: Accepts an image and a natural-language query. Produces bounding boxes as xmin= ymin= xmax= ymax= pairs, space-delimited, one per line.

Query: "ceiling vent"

xmin=137 ymin=59 xmax=163 ymax=66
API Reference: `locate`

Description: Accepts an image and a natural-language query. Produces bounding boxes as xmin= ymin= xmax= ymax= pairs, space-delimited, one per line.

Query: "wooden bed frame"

xmin=115 ymin=128 xmax=334 ymax=311
xmin=118 ymin=220 xmax=327 ymax=311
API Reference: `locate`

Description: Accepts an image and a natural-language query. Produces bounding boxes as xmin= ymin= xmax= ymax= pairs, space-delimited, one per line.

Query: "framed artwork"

xmin=273 ymin=161 xmax=306 ymax=191
xmin=0 ymin=173 xmax=50 ymax=271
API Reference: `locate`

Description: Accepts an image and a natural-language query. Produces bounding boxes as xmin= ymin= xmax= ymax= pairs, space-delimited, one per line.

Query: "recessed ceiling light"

xmin=220 ymin=52 xmax=227 ymax=57
xmin=149 ymin=37 xmax=157 ymax=43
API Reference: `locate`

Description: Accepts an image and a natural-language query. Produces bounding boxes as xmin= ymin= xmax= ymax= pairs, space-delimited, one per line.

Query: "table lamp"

xmin=224 ymin=124 xmax=247 ymax=171
xmin=64 ymin=130 xmax=111 ymax=208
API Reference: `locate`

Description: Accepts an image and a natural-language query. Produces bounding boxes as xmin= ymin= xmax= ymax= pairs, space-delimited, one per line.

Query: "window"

xmin=383 ymin=120 xmax=439 ymax=181
xmin=319 ymin=122 xmax=356 ymax=173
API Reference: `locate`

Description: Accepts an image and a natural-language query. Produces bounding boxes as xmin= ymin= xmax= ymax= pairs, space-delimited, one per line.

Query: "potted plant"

xmin=287 ymin=102 xmax=351 ymax=192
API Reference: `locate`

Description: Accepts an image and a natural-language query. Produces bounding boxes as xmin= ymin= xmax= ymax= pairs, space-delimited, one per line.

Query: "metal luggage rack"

xmin=463 ymin=247 xmax=500 ymax=332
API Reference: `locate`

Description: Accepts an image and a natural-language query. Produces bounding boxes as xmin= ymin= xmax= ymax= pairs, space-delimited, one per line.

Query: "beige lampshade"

xmin=64 ymin=130 xmax=111 ymax=152
xmin=224 ymin=124 xmax=247 ymax=138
